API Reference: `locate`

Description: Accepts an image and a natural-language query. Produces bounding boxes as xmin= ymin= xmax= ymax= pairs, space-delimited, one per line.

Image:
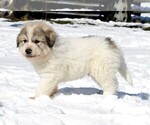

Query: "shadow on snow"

xmin=58 ymin=87 xmax=149 ymax=100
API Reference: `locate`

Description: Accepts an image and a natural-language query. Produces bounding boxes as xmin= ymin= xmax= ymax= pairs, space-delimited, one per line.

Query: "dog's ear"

xmin=17 ymin=42 xmax=19 ymax=48
xmin=45 ymin=29 xmax=57 ymax=48
xmin=16 ymin=26 xmax=26 ymax=48
xmin=16 ymin=34 xmax=20 ymax=47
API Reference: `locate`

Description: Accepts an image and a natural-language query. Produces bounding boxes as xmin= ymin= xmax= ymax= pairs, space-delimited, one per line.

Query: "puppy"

xmin=17 ymin=21 xmax=133 ymax=98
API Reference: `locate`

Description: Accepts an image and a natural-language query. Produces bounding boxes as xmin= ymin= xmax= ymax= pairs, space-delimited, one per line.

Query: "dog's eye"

xmin=22 ymin=39 xmax=27 ymax=43
xmin=34 ymin=40 xmax=40 ymax=44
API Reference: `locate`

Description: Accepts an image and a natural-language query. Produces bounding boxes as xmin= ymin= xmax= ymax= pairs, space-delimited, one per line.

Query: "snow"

xmin=0 ymin=17 xmax=150 ymax=125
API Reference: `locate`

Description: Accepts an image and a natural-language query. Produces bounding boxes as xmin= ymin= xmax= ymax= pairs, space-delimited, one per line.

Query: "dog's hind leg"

xmin=89 ymin=57 xmax=119 ymax=95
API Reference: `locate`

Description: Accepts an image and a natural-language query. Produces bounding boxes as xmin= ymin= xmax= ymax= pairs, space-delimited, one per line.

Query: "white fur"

xmin=31 ymin=36 xmax=132 ymax=97
xmin=17 ymin=21 xmax=132 ymax=98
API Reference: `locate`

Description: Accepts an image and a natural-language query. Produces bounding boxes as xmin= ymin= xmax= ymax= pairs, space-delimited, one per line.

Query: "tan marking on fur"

xmin=35 ymin=22 xmax=57 ymax=47
xmin=106 ymin=37 xmax=118 ymax=50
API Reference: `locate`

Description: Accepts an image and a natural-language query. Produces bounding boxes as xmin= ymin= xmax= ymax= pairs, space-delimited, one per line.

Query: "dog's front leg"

xmin=34 ymin=77 xmax=58 ymax=98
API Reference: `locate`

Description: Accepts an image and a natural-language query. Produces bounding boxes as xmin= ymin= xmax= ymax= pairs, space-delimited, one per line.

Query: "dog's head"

xmin=17 ymin=21 xmax=56 ymax=60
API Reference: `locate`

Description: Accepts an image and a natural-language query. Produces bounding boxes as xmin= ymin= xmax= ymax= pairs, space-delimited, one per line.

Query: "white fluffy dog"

xmin=17 ymin=21 xmax=132 ymax=98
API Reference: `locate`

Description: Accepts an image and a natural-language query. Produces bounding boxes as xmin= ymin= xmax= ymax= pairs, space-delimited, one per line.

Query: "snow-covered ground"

xmin=0 ymin=18 xmax=150 ymax=125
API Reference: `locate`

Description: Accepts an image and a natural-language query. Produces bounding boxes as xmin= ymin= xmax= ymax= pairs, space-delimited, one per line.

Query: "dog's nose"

xmin=25 ymin=48 xmax=32 ymax=55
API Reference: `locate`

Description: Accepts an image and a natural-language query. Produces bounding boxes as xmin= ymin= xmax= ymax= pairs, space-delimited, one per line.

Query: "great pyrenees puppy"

xmin=17 ymin=21 xmax=132 ymax=98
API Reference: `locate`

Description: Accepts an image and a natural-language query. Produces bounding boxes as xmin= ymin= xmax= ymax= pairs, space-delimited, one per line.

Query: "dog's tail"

xmin=119 ymin=58 xmax=133 ymax=86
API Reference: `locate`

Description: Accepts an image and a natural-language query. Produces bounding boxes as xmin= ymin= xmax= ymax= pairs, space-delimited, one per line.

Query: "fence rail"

xmin=0 ymin=0 xmax=150 ymax=11
xmin=0 ymin=0 xmax=150 ymax=22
